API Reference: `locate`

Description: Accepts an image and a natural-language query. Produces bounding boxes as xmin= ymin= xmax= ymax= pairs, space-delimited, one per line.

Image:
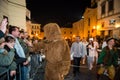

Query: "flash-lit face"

xmin=24 ymin=32 xmax=28 ymax=38
xmin=8 ymin=39 xmax=15 ymax=47
xmin=12 ymin=28 xmax=20 ymax=38
xmin=75 ymin=36 xmax=80 ymax=42
xmin=107 ymin=39 xmax=115 ymax=46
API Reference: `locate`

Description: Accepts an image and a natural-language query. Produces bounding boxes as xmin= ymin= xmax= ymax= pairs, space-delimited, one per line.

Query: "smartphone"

xmin=3 ymin=15 xmax=8 ymax=22
xmin=3 ymin=15 xmax=9 ymax=28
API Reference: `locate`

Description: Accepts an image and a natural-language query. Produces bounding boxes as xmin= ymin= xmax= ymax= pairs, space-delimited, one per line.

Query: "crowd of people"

xmin=70 ymin=35 xmax=120 ymax=80
xmin=0 ymin=18 xmax=70 ymax=80
xmin=0 ymin=18 xmax=120 ymax=80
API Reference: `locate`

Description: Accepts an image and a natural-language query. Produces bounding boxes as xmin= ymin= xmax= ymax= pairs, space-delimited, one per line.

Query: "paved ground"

xmin=64 ymin=64 xmax=97 ymax=80
xmin=30 ymin=61 xmax=97 ymax=80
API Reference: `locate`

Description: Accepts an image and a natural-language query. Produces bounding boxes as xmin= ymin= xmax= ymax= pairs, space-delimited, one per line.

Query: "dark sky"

xmin=26 ymin=0 xmax=91 ymax=27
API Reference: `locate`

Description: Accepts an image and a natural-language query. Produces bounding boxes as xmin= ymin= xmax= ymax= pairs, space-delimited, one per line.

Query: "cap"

xmin=106 ymin=37 xmax=115 ymax=43
xmin=89 ymin=38 xmax=93 ymax=41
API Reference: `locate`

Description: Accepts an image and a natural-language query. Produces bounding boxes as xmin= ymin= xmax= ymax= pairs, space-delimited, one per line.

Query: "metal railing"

xmin=0 ymin=69 xmax=10 ymax=80
xmin=0 ymin=64 xmax=22 ymax=80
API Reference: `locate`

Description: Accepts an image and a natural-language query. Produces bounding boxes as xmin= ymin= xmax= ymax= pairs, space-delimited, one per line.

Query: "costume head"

xmin=43 ymin=23 xmax=62 ymax=41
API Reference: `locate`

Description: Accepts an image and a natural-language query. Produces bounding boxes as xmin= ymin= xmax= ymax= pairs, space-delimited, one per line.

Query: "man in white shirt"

xmin=71 ymin=36 xmax=84 ymax=76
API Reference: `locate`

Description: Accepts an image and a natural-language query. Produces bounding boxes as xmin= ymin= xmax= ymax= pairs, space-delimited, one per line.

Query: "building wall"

xmin=0 ymin=0 xmax=9 ymax=20
xmin=26 ymin=9 xmax=32 ymax=38
xmin=0 ymin=0 xmax=26 ymax=30
xmin=26 ymin=20 xmax=31 ymax=37
xmin=8 ymin=0 xmax=26 ymax=30
xmin=97 ymin=0 xmax=120 ymax=38
xmin=30 ymin=23 xmax=41 ymax=39
xmin=26 ymin=8 xmax=31 ymax=19
xmin=61 ymin=28 xmax=73 ymax=40
xmin=83 ymin=8 xmax=97 ymax=38
xmin=72 ymin=19 xmax=84 ymax=39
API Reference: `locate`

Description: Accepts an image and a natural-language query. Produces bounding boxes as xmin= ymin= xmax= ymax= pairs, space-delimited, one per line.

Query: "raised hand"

xmin=0 ymin=18 xmax=8 ymax=33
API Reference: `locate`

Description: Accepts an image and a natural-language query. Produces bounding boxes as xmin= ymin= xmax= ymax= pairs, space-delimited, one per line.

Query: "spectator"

xmin=0 ymin=36 xmax=16 ymax=79
xmin=8 ymin=26 xmax=28 ymax=80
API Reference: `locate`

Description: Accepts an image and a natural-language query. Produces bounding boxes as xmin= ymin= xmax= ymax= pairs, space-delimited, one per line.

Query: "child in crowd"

xmin=0 ymin=36 xmax=17 ymax=79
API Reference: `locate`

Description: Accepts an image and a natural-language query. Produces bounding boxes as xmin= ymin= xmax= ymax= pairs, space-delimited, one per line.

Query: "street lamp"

xmin=72 ymin=34 xmax=76 ymax=38
xmin=36 ymin=33 xmax=38 ymax=36
xmin=93 ymin=26 xmax=96 ymax=29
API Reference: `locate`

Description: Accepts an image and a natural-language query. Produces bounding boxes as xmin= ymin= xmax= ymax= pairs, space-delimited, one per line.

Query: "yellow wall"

xmin=73 ymin=19 xmax=84 ymax=39
xmin=29 ymin=23 xmax=41 ymax=39
xmin=61 ymin=28 xmax=73 ymax=40
xmin=83 ymin=8 xmax=97 ymax=38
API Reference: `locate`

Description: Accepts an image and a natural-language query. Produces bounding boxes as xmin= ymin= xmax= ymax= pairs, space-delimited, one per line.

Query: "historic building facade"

xmin=72 ymin=19 xmax=84 ymax=39
xmin=0 ymin=0 xmax=26 ymax=30
xmin=97 ymin=0 xmax=120 ymax=38
xmin=30 ymin=23 xmax=41 ymax=39
xmin=61 ymin=28 xmax=73 ymax=40
xmin=83 ymin=8 xmax=97 ymax=38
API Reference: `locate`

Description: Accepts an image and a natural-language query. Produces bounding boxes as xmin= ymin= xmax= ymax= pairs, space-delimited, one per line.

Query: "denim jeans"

xmin=21 ymin=66 xmax=29 ymax=80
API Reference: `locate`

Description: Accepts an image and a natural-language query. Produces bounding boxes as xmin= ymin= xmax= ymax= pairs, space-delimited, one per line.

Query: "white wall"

xmin=0 ymin=0 xmax=26 ymax=30
xmin=0 ymin=0 xmax=8 ymax=21
xmin=8 ymin=0 xmax=26 ymax=30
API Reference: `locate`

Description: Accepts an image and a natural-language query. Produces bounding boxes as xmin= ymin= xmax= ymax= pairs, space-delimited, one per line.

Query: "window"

xmin=31 ymin=31 xmax=34 ymax=34
xmin=88 ymin=18 xmax=90 ymax=26
xmin=101 ymin=3 xmax=105 ymax=15
xmin=108 ymin=30 xmax=113 ymax=36
xmin=109 ymin=19 xmax=116 ymax=25
xmin=37 ymin=26 xmax=39 ymax=29
xmin=64 ymin=32 xmax=66 ymax=34
xmin=32 ymin=26 xmax=34 ymax=29
xmin=102 ymin=22 xmax=105 ymax=27
xmin=108 ymin=0 xmax=114 ymax=12
xmin=101 ymin=31 xmax=105 ymax=37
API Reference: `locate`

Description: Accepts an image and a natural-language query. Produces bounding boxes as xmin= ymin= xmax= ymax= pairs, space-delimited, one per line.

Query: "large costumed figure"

xmin=43 ymin=23 xmax=71 ymax=80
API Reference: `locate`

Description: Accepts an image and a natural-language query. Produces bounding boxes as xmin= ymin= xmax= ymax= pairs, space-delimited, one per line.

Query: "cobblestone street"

xmin=64 ymin=64 xmax=97 ymax=80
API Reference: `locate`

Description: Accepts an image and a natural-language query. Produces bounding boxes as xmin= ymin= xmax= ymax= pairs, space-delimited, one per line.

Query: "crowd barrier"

xmin=0 ymin=64 xmax=21 ymax=80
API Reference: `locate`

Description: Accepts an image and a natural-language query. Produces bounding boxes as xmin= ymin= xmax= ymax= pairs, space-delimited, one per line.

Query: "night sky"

xmin=26 ymin=0 xmax=91 ymax=27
